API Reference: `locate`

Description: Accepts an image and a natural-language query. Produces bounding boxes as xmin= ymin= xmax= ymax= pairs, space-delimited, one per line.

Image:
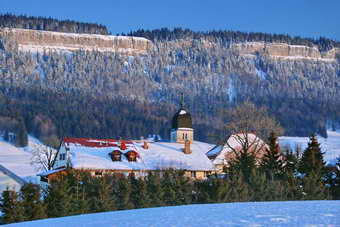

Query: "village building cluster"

xmin=39 ymin=101 xmax=268 ymax=183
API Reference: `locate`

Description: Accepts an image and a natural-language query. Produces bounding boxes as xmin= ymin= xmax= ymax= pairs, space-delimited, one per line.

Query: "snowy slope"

xmin=279 ymin=130 xmax=340 ymax=165
xmin=0 ymin=136 xmax=47 ymax=183
xmin=5 ymin=201 xmax=340 ymax=227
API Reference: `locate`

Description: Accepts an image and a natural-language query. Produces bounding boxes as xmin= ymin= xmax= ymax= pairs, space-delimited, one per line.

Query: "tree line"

xmin=0 ymin=14 xmax=109 ymax=35
xmin=127 ymin=27 xmax=340 ymax=52
xmin=1 ymin=134 xmax=339 ymax=224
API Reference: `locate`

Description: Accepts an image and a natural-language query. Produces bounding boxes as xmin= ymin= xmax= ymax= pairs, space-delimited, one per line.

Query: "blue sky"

xmin=1 ymin=0 xmax=339 ymax=40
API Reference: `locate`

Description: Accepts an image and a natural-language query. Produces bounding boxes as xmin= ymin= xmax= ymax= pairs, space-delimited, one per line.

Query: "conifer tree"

xmin=15 ymin=118 xmax=28 ymax=147
xmin=299 ymin=134 xmax=326 ymax=176
xmin=228 ymin=172 xmax=250 ymax=202
xmin=282 ymin=147 xmax=300 ymax=178
xmin=328 ymin=157 xmax=340 ymax=199
xmin=161 ymin=170 xmax=177 ymax=206
xmin=20 ymin=183 xmax=46 ymax=221
xmin=260 ymin=132 xmax=284 ymax=180
xmin=115 ymin=176 xmax=133 ymax=210
xmin=248 ymin=170 xmax=270 ymax=201
xmin=208 ymin=178 xmax=230 ymax=203
xmin=228 ymin=150 xmax=257 ymax=183
xmin=0 ymin=189 xmax=25 ymax=224
xmin=95 ymin=175 xmax=116 ymax=212
xmin=146 ymin=172 xmax=164 ymax=207
xmin=44 ymin=175 xmax=73 ymax=217
xmin=302 ymin=171 xmax=329 ymax=200
xmin=130 ymin=176 xmax=150 ymax=208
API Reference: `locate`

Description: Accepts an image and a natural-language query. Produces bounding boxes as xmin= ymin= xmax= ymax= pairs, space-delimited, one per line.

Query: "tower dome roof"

xmin=171 ymin=108 xmax=192 ymax=129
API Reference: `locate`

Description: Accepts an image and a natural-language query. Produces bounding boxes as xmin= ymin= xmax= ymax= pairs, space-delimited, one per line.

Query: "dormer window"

xmin=109 ymin=150 xmax=122 ymax=161
xmin=125 ymin=150 xmax=138 ymax=162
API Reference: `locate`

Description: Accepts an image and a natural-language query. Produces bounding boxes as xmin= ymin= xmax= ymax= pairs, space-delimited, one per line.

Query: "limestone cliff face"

xmin=0 ymin=28 xmax=153 ymax=54
xmin=232 ymin=42 xmax=339 ymax=61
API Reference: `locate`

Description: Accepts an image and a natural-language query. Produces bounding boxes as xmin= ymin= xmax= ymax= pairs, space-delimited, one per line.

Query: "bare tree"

xmin=30 ymin=143 xmax=58 ymax=172
xmin=223 ymin=101 xmax=284 ymax=160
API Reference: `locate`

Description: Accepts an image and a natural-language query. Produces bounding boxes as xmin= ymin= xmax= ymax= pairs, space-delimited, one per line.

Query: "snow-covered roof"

xmin=179 ymin=110 xmax=187 ymax=115
xmin=62 ymin=139 xmax=216 ymax=171
xmin=206 ymin=133 xmax=266 ymax=165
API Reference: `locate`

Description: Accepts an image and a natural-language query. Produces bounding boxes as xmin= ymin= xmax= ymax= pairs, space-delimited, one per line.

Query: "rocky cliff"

xmin=232 ymin=42 xmax=339 ymax=61
xmin=0 ymin=28 xmax=153 ymax=55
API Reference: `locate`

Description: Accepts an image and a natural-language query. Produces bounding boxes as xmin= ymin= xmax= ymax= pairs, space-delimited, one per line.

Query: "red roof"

xmin=63 ymin=137 xmax=133 ymax=148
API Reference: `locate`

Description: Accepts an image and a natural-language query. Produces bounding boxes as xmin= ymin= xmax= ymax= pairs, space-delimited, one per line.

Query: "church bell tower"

xmin=170 ymin=94 xmax=194 ymax=143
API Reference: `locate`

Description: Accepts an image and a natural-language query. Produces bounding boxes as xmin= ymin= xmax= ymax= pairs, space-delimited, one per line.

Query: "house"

xmin=39 ymin=102 xmax=216 ymax=183
xmin=206 ymin=133 xmax=268 ymax=173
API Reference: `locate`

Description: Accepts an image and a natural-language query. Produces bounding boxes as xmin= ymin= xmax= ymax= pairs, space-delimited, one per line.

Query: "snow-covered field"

xmin=4 ymin=201 xmax=340 ymax=227
xmin=279 ymin=130 xmax=340 ymax=165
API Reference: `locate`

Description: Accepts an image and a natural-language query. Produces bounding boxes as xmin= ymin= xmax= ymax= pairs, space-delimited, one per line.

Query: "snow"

xmin=279 ymin=130 xmax=340 ymax=165
xmin=0 ymin=135 xmax=48 ymax=184
xmin=255 ymin=68 xmax=267 ymax=80
xmin=0 ymin=138 xmax=37 ymax=179
xmin=227 ymin=78 xmax=236 ymax=102
xmin=6 ymin=201 xmax=340 ymax=227
xmin=66 ymin=140 xmax=215 ymax=171
xmin=179 ymin=110 xmax=187 ymax=115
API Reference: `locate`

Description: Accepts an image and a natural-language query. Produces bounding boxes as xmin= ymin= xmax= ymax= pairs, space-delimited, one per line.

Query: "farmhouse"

xmin=40 ymin=103 xmax=216 ymax=182
xmin=206 ymin=133 xmax=268 ymax=173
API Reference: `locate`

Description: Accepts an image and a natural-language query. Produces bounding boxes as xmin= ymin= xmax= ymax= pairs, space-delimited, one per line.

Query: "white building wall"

xmin=0 ymin=172 xmax=21 ymax=193
xmin=53 ymin=144 xmax=68 ymax=169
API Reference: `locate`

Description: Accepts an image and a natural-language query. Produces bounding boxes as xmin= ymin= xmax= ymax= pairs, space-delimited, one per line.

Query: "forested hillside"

xmin=0 ymin=14 xmax=109 ymax=35
xmin=1 ymin=15 xmax=340 ymax=146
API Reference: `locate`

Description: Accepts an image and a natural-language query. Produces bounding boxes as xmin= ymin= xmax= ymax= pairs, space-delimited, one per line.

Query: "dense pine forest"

xmin=1 ymin=14 xmax=340 ymax=146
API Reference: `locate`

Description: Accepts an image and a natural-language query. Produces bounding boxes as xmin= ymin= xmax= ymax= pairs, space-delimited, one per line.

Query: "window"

xmin=191 ymin=171 xmax=196 ymax=178
xmin=109 ymin=150 xmax=122 ymax=161
xmin=95 ymin=171 xmax=102 ymax=176
xmin=126 ymin=151 xmax=137 ymax=162
xmin=59 ymin=153 xmax=66 ymax=160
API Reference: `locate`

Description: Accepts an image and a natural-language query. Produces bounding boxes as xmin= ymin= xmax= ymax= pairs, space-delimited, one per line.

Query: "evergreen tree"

xmin=20 ymin=183 xmax=46 ymax=221
xmin=299 ymin=135 xmax=326 ymax=176
xmin=90 ymin=175 xmax=116 ymax=212
xmin=161 ymin=170 xmax=177 ymax=206
xmin=328 ymin=157 xmax=340 ymax=199
xmin=3 ymin=130 xmax=9 ymax=142
xmin=130 ymin=176 xmax=150 ymax=208
xmin=302 ymin=171 xmax=329 ymax=200
xmin=115 ymin=176 xmax=133 ymax=210
xmin=146 ymin=172 xmax=164 ymax=207
xmin=227 ymin=172 xmax=250 ymax=202
xmin=0 ymin=189 xmax=25 ymax=224
xmin=260 ymin=132 xmax=284 ymax=180
xmin=248 ymin=170 xmax=270 ymax=201
xmin=44 ymin=175 xmax=73 ymax=217
xmin=228 ymin=150 xmax=257 ymax=183
xmin=15 ymin=118 xmax=28 ymax=147
xmin=282 ymin=147 xmax=300 ymax=178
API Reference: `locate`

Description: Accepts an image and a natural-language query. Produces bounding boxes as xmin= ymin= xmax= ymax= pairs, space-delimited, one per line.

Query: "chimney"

xmin=142 ymin=141 xmax=149 ymax=149
xmin=120 ymin=141 xmax=127 ymax=150
xmin=183 ymin=140 xmax=191 ymax=154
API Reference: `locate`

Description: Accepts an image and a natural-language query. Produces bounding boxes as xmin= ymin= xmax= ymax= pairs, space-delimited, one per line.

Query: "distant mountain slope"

xmin=1 ymin=16 xmax=340 ymax=142
xmin=7 ymin=201 xmax=340 ymax=227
